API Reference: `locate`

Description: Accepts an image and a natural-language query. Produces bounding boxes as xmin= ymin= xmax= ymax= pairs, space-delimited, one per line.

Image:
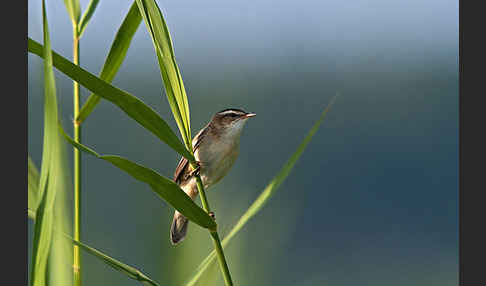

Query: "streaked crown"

xmin=210 ymin=108 xmax=256 ymax=129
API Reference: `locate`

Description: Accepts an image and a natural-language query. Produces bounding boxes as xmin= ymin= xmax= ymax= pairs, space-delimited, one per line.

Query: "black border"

xmin=460 ymin=0 xmax=486 ymax=285
xmin=7 ymin=0 xmax=28 ymax=285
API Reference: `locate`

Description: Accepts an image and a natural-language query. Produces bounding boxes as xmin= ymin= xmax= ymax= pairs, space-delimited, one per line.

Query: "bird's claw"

xmin=189 ymin=161 xmax=201 ymax=177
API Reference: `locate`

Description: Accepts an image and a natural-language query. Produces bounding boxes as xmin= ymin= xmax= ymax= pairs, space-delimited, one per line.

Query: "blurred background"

xmin=28 ymin=0 xmax=458 ymax=285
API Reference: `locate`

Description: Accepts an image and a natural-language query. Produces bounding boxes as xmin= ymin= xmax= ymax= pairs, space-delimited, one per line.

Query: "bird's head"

xmin=210 ymin=108 xmax=256 ymax=137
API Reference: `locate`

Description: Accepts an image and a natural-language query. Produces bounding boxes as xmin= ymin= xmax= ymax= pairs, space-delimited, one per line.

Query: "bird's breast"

xmin=195 ymin=139 xmax=239 ymax=188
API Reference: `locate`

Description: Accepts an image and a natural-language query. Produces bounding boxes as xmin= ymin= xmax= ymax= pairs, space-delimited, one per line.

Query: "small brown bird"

xmin=170 ymin=108 xmax=256 ymax=244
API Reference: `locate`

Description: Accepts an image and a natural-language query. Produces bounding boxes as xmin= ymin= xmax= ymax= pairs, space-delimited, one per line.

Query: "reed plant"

xmin=28 ymin=1 xmax=337 ymax=285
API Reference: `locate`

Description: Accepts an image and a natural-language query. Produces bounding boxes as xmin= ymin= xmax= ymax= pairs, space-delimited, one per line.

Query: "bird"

xmin=170 ymin=108 xmax=256 ymax=245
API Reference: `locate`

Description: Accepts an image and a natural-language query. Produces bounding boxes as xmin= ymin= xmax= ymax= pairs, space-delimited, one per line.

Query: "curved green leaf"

xmin=47 ymin=140 xmax=72 ymax=286
xmin=62 ymin=0 xmax=80 ymax=25
xmin=28 ymin=38 xmax=194 ymax=162
xmin=135 ymin=0 xmax=192 ymax=149
xmin=185 ymin=95 xmax=338 ymax=286
xmin=58 ymin=124 xmax=216 ymax=230
xmin=30 ymin=3 xmax=65 ymax=285
xmin=77 ymin=1 xmax=142 ymax=123
xmin=28 ymin=211 xmax=160 ymax=286
xmin=70 ymin=236 xmax=160 ymax=286
xmin=78 ymin=0 xmax=100 ymax=37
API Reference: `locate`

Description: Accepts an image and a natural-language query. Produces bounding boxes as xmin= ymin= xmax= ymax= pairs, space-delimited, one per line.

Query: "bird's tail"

xmin=170 ymin=211 xmax=189 ymax=245
xmin=170 ymin=183 xmax=198 ymax=245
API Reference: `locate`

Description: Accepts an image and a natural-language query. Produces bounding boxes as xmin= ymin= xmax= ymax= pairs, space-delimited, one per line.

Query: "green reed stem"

xmin=73 ymin=24 xmax=82 ymax=286
xmin=190 ymin=162 xmax=233 ymax=286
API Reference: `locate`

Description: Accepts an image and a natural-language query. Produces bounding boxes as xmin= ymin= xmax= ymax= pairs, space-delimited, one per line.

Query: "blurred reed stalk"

xmin=72 ymin=21 xmax=82 ymax=286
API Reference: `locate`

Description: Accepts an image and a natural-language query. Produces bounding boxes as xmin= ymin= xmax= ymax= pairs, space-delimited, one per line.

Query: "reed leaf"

xmin=28 ymin=210 xmax=159 ymax=286
xmin=30 ymin=2 xmax=65 ymax=285
xmin=70 ymin=236 xmax=160 ymax=286
xmin=58 ymin=124 xmax=216 ymax=230
xmin=28 ymin=156 xmax=72 ymax=286
xmin=77 ymin=0 xmax=100 ymax=37
xmin=77 ymin=1 xmax=142 ymax=124
xmin=62 ymin=0 xmax=81 ymax=25
xmin=185 ymin=95 xmax=338 ymax=286
xmin=28 ymin=156 xmax=40 ymax=213
xmin=47 ymin=135 xmax=73 ymax=286
xmin=135 ymin=0 xmax=192 ymax=149
xmin=28 ymin=38 xmax=194 ymax=162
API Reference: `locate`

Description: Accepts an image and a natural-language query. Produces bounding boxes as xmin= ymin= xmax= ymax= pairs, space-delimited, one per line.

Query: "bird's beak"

xmin=244 ymin=113 xmax=256 ymax=118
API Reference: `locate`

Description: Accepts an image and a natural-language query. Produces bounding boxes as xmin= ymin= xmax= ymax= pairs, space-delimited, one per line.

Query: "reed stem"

xmin=73 ymin=24 xmax=82 ymax=286
xmin=190 ymin=162 xmax=233 ymax=286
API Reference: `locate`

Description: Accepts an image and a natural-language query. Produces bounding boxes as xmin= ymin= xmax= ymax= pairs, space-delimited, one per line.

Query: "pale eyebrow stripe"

xmin=219 ymin=110 xmax=242 ymax=116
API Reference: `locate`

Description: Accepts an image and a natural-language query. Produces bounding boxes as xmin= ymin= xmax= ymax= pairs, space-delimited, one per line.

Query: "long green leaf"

xmin=77 ymin=0 xmax=100 ymax=37
xmin=28 ymin=211 xmax=159 ymax=286
xmin=29 ymin=155 xmax=72 ymax=286
xmin=47 ymin=136 xmax=72 ymax=286
xmin=63 ymin=0 xmax=81 ymax=25
xmin=70 ymin=236 xmax=161 ymax=286
xmin=77 ymin=1 xmax=142 ymax=124
xmin=185 ymin=95 xmax=338 ymax=286
xmin=135 ymin=0 xmax=192 ymax=149
xmin=30 ymin=2 xmax=65 ymax=285
xmin=28 ymin=156 xmax=40 ymax=213
xmin=58 ymin=124 xmax=216 ymax=230
xmin=28 ymin=38 xmax=194 ymax=162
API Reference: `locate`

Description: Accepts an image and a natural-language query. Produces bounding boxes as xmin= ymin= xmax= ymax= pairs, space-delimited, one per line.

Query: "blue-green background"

xmin=28 ymin=0 xmax=458 ymax=285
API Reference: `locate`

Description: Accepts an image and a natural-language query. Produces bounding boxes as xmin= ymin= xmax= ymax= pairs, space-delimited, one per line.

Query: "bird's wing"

xmin=173 ymin=126 xmax=209 ymax=184
xmin=173 ymin=156 xmax=189 ymax=185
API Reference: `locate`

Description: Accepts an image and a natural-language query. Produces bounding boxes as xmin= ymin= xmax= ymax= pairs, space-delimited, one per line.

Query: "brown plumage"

xmin=170 ymin=108 xmax=255 ymax=245
xmin=173 ymin=125 xmax=210 ymax=185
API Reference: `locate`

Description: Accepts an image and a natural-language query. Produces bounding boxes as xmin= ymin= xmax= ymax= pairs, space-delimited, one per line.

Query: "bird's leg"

xmin=189 ymin=161 xmax=201 ymax=177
